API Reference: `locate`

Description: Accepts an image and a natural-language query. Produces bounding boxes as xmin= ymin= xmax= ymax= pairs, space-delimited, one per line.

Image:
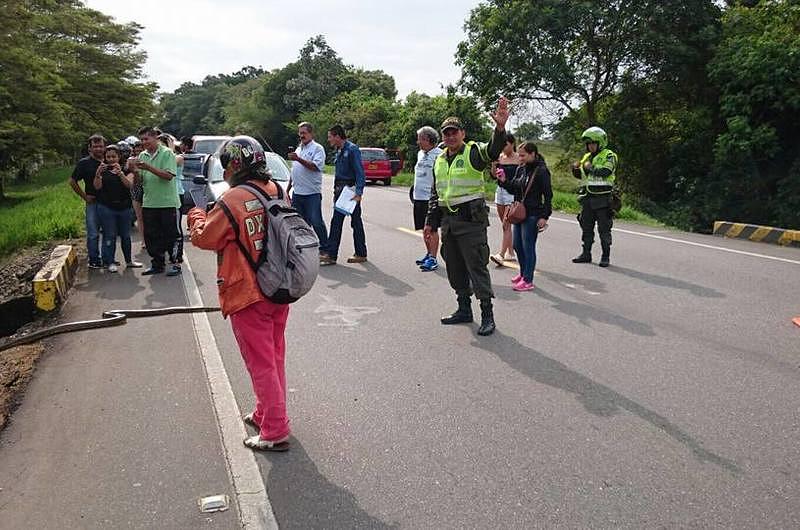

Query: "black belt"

xmin=334 ymin=179 xmax=356 ymax=187
xmin=442 ymin=198 xmax=484 ymax=215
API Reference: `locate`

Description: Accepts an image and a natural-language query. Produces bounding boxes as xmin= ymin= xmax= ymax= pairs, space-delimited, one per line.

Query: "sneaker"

xmin=419 ymin=256 xmax=438 ymax=271
xmin=141 ymin=266 xmax=164 ymax=276
xmin=166 ymin=264 xmax=182 ymax=277
xmin=107 ymin=263 xmax=118 ymax=273
xmin=126 ymin=260 xmax=143 ymax=268
xmin=347 ymin=255 xmax=367 ymax=264
xmin=511 ymin=274 xmax=522 ymax=284
xmin=490 ymin=253 xmax=505 ymax=267
xmin=88 ymin=261 xmax=103 ymax=269
xmin=505 ymin=253 xmax=517 ymax=262
xmin=243 ymin=434 xmax=290 ymax=452
xmin=319 ymin=256 xmax=336 ymax=266
xmin=415 ymin=253 xmax=430 ymax=265
xmin=513 ymin=279 xmax=535 ymax=292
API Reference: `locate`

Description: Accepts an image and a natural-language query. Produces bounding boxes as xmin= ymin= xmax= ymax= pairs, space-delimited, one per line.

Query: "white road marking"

xmin=181 ymin=255 xmax=277 ymax=530
xmin=396 ymin=227 xmax=422 ymax=238
xmin=314 ymin=294 xmax=380 ymax=327
xmin=547 ymin=216 xmax=800 ymax=266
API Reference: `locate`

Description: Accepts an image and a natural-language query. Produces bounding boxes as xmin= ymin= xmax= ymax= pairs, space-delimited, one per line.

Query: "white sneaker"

xmin=107 ymin=263 xmax=119 ymax=273
xmin=126 ymin=260 xmax=143 ymax=268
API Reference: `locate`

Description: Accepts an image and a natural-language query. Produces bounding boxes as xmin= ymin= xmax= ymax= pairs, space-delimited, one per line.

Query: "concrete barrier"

xmin=713 ymin=221 xmax=800 ymax=248
xmin=32 ymin=245 xmax=78 ymax=311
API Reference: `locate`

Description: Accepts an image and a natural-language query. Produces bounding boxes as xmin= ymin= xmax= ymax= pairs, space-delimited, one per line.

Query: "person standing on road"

xmin=423 ymin=97 xmax=509 ymax=336
xmin=320 ymin=125 xmax=367 ymax=266
xmin=490 ymin=132 xmax=520 ymax=267
xmin=413 ymin=126 xmax=443 ymax=271
xmin=92 ymin=145 xmax=142 ymax=272
xmin=571 ymin=126 xmax=618 ymax=268
xmin=159 ymin=133 xmax=184 ymax=276
xmin=130 ymin=126 xmax=179 ymax=276
xmin=127 ymin=140 xmax=146 ymax=247
xmin=69 ymin=134 xmax=106 ymax=269
xmin=188 ymin=136 xmax=292 ymax=452
xmin=495 ymin=142 xmax=552 ymax=291
xmin=288 ymin=122 xmax=328 ymax=251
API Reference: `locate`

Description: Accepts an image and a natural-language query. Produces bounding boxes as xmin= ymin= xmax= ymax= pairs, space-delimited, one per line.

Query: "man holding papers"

xmin=320 ymin=125 xmax=368 ymax=265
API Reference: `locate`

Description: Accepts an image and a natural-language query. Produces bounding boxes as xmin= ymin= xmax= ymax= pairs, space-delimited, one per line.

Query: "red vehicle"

xmin=360 ymin=148 xmax=401 ymax=186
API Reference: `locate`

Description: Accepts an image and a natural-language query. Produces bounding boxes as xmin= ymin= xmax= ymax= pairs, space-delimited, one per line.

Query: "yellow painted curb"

xmin=713 ymin=221 xmax=800 ymax=248
xmin=32 ymin=245 xmax=78 ymax=311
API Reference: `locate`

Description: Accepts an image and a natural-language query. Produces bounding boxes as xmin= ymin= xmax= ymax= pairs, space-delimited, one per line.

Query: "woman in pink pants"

xmin=188 ymin=136 xmax=291 ymax=452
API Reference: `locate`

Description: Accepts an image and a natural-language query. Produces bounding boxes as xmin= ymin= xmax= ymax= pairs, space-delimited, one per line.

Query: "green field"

xmin=0 ymin=167 xmax=84 ymax=258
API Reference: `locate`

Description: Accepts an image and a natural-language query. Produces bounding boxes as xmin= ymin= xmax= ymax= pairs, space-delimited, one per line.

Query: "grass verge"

xmin=0 ymin=167 xmax=84 ymax=258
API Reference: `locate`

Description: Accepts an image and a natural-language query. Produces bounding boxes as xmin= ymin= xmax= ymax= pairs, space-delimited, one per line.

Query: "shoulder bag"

xmin=504 ymin=166 xmax=538 ymax=225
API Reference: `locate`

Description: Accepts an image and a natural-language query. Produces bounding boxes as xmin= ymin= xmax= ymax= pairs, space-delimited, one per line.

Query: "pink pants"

xmin=230 ymin=300 xmax=291 ymax=441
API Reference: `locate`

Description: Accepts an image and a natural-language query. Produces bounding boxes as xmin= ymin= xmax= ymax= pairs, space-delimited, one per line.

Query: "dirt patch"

xmin=0 ymin=238 xmax=84 ymax=432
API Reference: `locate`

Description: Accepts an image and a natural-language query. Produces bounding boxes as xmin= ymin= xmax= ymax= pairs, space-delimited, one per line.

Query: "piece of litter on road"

xmin=793 ymin=317 xmax=800 ymax=328
xmin=198 ymin=494 xmax=229 ymax=513
xmin=133 ymin=483 xmax=141 ymax=488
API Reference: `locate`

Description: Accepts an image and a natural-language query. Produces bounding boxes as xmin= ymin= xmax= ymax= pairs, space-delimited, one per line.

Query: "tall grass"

xmin=0 ymin=167 xmax=84 ymax=257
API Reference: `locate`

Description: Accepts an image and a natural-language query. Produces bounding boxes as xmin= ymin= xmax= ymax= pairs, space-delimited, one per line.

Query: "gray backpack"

xmin=221 ymin=182 xmax=319 ymax=304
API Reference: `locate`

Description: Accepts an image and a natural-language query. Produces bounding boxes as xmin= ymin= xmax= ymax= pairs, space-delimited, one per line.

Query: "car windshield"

xmin=207 ymin=153 xmax=290 ymax=183
xmin=193 ymin=139 xmax=227 ymax=155
xmin=360 ymin=149 xmax=388 ymax=161
xmin=182 ymin=155 xmax=205 ymax=178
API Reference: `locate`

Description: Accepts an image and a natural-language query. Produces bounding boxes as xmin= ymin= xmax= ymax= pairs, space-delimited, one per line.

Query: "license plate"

xmin=368 ymin=163 xmax=377 ymax=169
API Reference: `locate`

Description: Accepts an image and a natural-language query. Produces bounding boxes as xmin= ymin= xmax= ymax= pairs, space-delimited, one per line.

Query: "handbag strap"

xmin=519 ymin=166 xmax=538 ymax=200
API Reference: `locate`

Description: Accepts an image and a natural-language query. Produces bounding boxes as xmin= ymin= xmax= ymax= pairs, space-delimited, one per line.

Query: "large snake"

xmin=0 ymin=306 xmax=220 ymax=353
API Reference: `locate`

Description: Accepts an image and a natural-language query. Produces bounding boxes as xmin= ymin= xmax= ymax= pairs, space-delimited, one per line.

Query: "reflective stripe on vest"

xmin=434 ymin=142 xmax=486 ymax=210
xmin=579 ymin=149 xmax=617 ymax=195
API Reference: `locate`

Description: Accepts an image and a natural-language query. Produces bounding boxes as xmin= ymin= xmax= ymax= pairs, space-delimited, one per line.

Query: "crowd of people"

xmin=68 ymin=101 xmax=618 ymax=451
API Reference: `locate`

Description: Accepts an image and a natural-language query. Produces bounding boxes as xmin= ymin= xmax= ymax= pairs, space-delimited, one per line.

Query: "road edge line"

xmin=181 ymin=254 xmax=278 ymax=530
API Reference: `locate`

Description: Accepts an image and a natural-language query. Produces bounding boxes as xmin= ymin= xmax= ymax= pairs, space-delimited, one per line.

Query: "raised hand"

xmin=490 ymin=96 xmax=510 ymax=130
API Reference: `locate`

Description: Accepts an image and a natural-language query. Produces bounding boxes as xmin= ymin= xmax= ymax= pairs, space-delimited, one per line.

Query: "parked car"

xmin=179 ymin=136 xmax=231 ymax=212
xmin=360 ymin=147 xmax=400 ymax=186
xmin=189 ymin=150 xmax=291 ymax=212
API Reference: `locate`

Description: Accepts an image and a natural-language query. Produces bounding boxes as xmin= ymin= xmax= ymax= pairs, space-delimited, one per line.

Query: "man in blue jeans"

xmin=69 ymin=134 xmax=106 ymax=268
xmin=320 ymin=125 xmax=367 ymax=265
xmin=288 ymin=121 xmax=328 ymax=251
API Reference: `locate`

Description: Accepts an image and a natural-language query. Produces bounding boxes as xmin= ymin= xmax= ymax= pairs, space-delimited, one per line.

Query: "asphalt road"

xmin=1 ymin=175 xmax=799 ymax=528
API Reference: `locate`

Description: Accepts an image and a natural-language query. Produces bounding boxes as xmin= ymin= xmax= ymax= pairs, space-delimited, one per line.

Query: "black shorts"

xmin=413 ymin=200 xmax=428 ymax=230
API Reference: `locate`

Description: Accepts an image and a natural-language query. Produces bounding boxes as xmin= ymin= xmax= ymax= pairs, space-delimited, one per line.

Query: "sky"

xmin=83 ymin=0 xmax=484 ymax=99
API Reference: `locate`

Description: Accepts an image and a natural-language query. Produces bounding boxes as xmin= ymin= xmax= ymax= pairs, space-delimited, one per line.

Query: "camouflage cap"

xmin=440 ymin=117 xmax=464 ymax=132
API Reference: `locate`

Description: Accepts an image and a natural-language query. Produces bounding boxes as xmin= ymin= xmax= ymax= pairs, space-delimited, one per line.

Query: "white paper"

xmin=334 ymin=186 xmax=358 ymax=215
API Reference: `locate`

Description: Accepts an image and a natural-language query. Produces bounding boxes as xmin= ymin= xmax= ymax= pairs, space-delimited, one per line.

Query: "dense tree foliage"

xmin=0 ymin=0 xmax=156 ymax=196
xmin=458 ymin=0 xmax=799 ymax=231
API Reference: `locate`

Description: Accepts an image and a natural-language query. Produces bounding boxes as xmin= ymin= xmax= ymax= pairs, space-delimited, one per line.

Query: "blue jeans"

xmin=324 ymin=194 xmax=366 ymax=259
xmin=97 ymin=204 xmax=133 ymax=265
xmin=513 ymin=216 xmax=540 ymax=283
xmin=86 ymin=202 xmax=101 ymax=265
xmin=292 ymin=193 xmax=328 ymax=249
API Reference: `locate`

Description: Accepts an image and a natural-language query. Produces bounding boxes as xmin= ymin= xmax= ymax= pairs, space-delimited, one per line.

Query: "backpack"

xmin=221 ymin=181 xmax=319 ymax=304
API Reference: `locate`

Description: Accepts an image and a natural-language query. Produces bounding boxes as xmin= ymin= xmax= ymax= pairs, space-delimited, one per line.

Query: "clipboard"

xmin=189 ymin=186 xmax=208 ymax=211
xmin=334 ymin=186 xmax=358 ymax=215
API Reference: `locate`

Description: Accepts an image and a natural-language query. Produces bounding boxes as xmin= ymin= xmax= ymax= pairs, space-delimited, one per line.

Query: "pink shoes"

xmin=513 ymin=278 xmax=535 ymax=291
xmin=511 ymin=274 xmax=522 ymax=284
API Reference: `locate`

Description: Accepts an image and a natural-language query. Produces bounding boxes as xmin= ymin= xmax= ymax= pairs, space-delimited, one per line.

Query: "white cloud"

xmin=84 ymin=0 xmax=482 ymax=98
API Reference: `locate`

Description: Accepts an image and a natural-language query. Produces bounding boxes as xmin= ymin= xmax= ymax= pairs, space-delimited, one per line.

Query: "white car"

xmin=190 ymin=151 xmax=291 ymax=211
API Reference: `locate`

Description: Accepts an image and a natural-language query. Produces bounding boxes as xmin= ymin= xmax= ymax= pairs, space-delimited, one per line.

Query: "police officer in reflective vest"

xmin=423 ymin=97 xmax=509 ymax=336
xmin=571 ymin=126 xmax=618 ymax=268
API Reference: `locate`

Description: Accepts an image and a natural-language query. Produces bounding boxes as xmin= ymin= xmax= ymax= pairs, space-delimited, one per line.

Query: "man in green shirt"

xmin=131 ymin=126 xmax=179 ymax=275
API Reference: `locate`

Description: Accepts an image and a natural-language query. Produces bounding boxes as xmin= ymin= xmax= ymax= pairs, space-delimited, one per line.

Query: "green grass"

xmin=0 ymin=167 xmax=84 ymax=257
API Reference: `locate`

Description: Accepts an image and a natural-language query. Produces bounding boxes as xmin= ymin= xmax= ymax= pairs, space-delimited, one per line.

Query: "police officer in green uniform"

xmin=423 ymin=97 xmax=509 ymax=336
xmin=571 ymin=126 xmax=618 ymax=268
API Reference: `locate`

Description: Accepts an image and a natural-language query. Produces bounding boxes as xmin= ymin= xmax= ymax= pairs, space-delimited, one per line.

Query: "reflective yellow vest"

xmin=579 ymin=148 xmax=617 ymax=195
xmin=434 ymin=142 xmax=488 ymax=210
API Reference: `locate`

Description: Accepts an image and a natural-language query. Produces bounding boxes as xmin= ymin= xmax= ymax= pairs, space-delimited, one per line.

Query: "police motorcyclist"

xmin=571 ymin=126 xmax=618 ymax=268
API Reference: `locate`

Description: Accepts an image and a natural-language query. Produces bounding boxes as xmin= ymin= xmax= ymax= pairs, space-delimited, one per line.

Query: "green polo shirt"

xmin=139 ymin=144 xmax=179 ymax=208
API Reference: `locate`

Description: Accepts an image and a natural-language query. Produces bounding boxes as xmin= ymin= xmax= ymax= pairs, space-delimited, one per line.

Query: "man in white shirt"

xmin=414 ymin=126 xmax=443 ymax=271
xmin=288 ymin=122 xmax=328 ymax=248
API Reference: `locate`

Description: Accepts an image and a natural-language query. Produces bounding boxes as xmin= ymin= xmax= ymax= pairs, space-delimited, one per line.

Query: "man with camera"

xmin=288 ymin=122 xmax=328 ymax=252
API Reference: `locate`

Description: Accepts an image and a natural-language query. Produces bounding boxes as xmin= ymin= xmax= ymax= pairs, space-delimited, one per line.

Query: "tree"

xmin=514 ymin=122 xmax=544 ymax=142
xmin=456 ymin=0 xmax=721 ymax=125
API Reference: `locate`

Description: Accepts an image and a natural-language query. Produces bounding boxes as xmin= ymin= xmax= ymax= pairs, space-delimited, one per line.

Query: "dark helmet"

xmin=219 ymin=136 xmax=267 ymax=176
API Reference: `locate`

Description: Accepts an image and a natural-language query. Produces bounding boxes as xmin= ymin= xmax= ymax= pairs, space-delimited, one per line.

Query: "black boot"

xmin=441 ymin=296 xmax=473 ymax=325
xmin=477 ymin=299 xmax=496 ymax=336
xmin=599 ymin=244 xmax=610 ymax=267
xmin=572 ymin=249 xmax=592 ymax=263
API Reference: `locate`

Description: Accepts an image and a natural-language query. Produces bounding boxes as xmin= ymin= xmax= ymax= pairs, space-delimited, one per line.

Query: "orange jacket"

xmin=188 ymin=179 xmax=282 ymax=317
